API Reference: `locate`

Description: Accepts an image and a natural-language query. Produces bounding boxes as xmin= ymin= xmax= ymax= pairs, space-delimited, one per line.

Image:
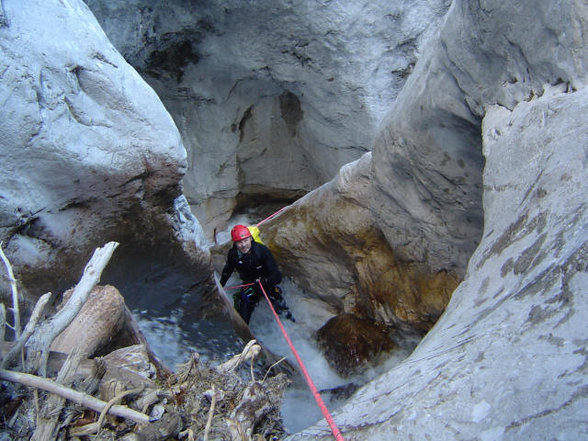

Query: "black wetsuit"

xmin=220 ymin=241 xmax=290 ymax=323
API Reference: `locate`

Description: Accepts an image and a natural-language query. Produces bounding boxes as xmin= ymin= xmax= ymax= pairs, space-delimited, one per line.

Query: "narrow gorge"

xmin=0 ymin=1 xmax=586 ymax=440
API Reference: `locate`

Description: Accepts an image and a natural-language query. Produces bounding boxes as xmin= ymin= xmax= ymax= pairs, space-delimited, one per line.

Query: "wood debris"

xmin=0 ymin=242 xmax=290 ymax=440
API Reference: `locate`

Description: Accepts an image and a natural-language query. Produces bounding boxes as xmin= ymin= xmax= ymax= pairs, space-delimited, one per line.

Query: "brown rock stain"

xmin=264 ymin=195 xmax=461 ymax=370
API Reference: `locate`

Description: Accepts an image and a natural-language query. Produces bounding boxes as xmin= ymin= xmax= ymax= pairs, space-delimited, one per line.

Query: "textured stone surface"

xmin=316 ymin=313 xmax=395 ymax=378
xmin=262 ymin=153 xmax=460 ymax=335
xmin=258 ymin=0 xmax=586 ymax=351
xmin=0 ymin=0 xmax=210 ymax=300
xmin=0 ymin=0 xmax=586 ymax=439
xmin=83 ymin=0 xmax=451 ymax=236
xmin=289 ymin=82 xmax=588 ymax=441
xmin=370 ymin=0 xmax=588 ymax=274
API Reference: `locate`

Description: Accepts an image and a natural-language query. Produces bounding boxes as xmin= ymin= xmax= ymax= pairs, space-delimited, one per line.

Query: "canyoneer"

xmin=220 ymin=224 xmax=294 ymax=324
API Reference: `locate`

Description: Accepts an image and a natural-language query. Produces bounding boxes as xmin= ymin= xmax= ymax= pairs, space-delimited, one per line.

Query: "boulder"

xmin=316 ymin=313 xmax=395 ymax=377
xmin=262 ymin=153 xmax=460 ymax=334
xmin=0 ymin=0 xmax=210 ymax=302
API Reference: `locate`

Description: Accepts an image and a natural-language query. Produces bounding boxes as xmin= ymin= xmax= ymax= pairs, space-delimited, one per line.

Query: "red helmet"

xmin=231 ymin=224 xmax=252 ymax=242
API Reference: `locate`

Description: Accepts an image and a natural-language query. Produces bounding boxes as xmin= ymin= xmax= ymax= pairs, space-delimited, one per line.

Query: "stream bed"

xmin=117 ymin=264 xmax=417 ymax=433
xmin=101 ymin=214 xmax=419 ymax=433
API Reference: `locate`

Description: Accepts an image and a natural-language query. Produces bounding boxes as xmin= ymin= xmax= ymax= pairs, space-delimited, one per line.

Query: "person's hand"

xmin=256 ymin=277 xmax=266 ymax=287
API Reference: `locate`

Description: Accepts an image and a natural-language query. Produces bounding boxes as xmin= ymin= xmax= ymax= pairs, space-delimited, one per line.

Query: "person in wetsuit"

xmin=220 ymin=224 xmax=294 ymax=324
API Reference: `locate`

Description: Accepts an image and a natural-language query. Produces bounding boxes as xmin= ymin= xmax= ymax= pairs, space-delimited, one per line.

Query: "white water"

xmin=132 ymin=308 xmax=244 ymax=369
xmin=246 ymin=278 xmax=418 ymax=433
xmin=132 ymin=211 xmax=419 ymax=433
xmin=247 ymin=278 xmax=343 ymax=433
xmin=133 ymin=271 xmax=418 ymax=433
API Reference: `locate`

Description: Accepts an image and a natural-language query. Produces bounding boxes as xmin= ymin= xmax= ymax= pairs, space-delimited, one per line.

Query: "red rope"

xmin=256 ymin=206 xmax=287 ymax=226
xmin=222 ymin=225 xmax=345 ymax=440
xmin=256 ymin=280 xmax=345 ymax=441
xmin=224 ymin=282 xmax=256 ymax=291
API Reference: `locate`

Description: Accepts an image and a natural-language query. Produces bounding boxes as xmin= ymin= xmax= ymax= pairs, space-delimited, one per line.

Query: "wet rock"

xmin=316 ymin=313 xmax=395 ymax=377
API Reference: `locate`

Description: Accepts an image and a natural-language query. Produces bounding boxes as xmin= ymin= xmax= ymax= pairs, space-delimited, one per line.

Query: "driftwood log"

xmin=50 ymin=285 xmax=126 ymax=357
xmin=0 ymin=368 xmax=150 ymax=424
xmin=25 ymin=242 xmax=119 ymax=375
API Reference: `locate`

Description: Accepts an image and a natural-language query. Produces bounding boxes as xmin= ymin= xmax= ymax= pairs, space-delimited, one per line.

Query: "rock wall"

xmin=0 ymin=0 xmax=210 ymax=303
xmin=83 ymin=0 xmax=452 ymax=237
xmin=1 ymin=0 xmax=586 ymax=438
xmin=264 ymin=154 xmax=459 ymax=335
xmin=292 ymin=82 xmax=588 ymax=441
xmin=263 ymin=0 xmax=587 ymax=331
xmin=285 ymin=0 xmax=588 ymax=438
xmin=371 ymin=0 xmax=587 ymax=273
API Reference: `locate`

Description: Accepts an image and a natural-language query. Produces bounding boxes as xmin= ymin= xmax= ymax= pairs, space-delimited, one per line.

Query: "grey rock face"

xmin=291 ymin=83 xmax=588 ymax=441
xmin=371 ymin=0 xmax=587 ymax=275
xmin=284 ymin=0 xmax=588 ymax=436
xmin=83 ymin=0 xmax=451 ymax=236
xmin=1 ymin=0 xmax=585 ymax=438
xmin=0 ymin=0 xmax=199 ymax=298
xmin=214 ymin=6 xmax=587 ymax=417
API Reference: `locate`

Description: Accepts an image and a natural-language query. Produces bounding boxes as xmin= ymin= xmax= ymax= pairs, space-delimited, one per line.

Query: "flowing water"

xmin=246 ymin=278 xmax=419 ymax=433
xmin=102 ymin=243 xmax=245 ymax=367
xmin=105 ymin=249 xmax=419 ymax=432
xmin=127 ymin=267 xmax=418 ymax=433
xmin=103 ymin=211 xmax=420 ymax=433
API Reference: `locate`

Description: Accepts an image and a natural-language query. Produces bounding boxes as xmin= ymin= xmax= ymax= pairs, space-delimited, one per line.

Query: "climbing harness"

xmin=225 ymin=280 xmax=345 ymax=440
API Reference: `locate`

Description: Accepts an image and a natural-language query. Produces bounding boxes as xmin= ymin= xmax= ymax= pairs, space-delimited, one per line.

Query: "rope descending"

xmin=256 ymin=280 xmax=345 ymax=441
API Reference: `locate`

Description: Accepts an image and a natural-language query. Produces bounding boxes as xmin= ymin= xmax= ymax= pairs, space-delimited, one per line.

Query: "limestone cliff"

xmin=0 ymin=0 xmax=210 ymax=303
xmin=285 ymin=1 xmax=588 ymax=439
xmin=0 ymin=0 xmax=586 ymax=439
xmin=292 ymin=81 xmax=587 ymax=441
xmin=83 ymin=0 xmax=451 ymax=236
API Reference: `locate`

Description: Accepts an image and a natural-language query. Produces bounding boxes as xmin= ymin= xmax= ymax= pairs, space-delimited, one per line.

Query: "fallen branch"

xmin=0 ymin=303 xmax=5 ymax=345
xmin=32 ymin=348 xmax=84 ymax=441
xmin=0 ymin=241 xmax=21 ymax=339
xmin=2 ymin=292 xmax=52 ymax=369
xmin=25 ymin=241 xmax=119 ymax=375
xmin=217 ymin=340 xmax=260 ymax=374
xmin=0 ymin=368 xmax=150 ymax=425
xmin=97 ymin=384 xmax=145 ymax=434
xmin=203 ymin=384 xmax=218 ymax=441
xmin=263 ymin=357 xmax=287 ymax=382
